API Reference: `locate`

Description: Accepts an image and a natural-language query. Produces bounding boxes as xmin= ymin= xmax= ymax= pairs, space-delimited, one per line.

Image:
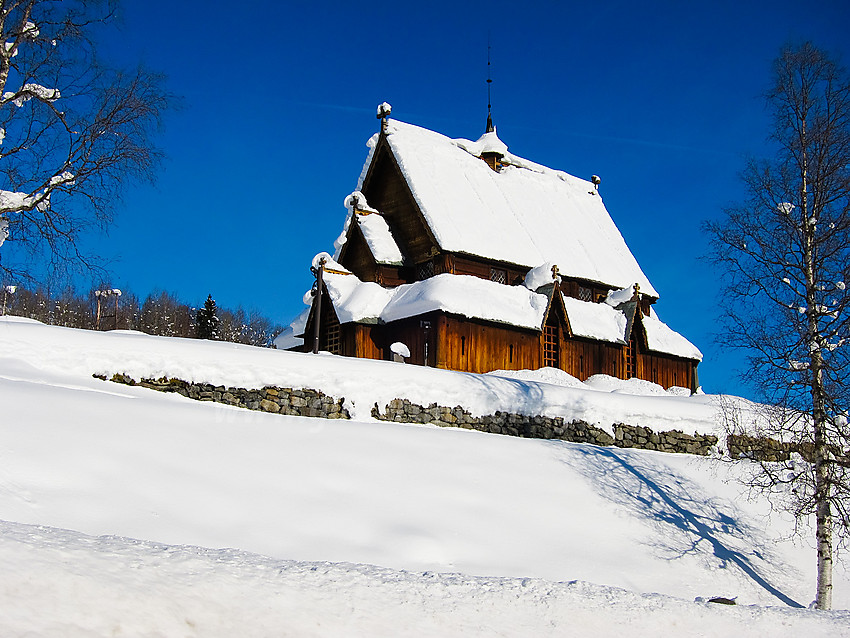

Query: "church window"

xmin=320 ymin=302 xmax=341 ymax=355
xmin=416 ymin=260 xmax=435 ymax=280
xmin=579 ymin=286 xmax=592 ymax=302
xmin=625 ymin=333 xmax=636 ymax=379
xmin=543 ymin=319 xmax=559 ymax=368
xmin=490 ymin=267 xmax=507 ymax=284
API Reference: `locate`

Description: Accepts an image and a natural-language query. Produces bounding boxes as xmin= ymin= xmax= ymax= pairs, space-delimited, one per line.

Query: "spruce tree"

xmin=196 ymin=295 xmax=220 ymax=340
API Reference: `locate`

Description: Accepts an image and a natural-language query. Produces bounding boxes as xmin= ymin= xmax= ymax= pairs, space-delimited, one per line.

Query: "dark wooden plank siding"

xmin=638 ymin=350 xmax=696 ymax=390
xmin=320 ymin=307 xmax=695 ymax=391
xmin=354 ymin=324 xmax=384 ymax=360
xmin=439 ymin=315 xmax=539 ymax=373
xmin=339 ymin=224 xmax=379 ymax=282
xmin=451 ymin=254 xmax=527 ymax=285
xmin=361 ymin=141 xmax=437 ymax=265
xmin=562 ymin=337 xmax=625 ymax=381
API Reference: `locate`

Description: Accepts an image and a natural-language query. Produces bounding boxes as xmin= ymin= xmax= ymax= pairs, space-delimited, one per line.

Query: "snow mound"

xmin=584 ymin=374 xmax=670 ymax=396
xmin=488 ymin=366 xmax=585 ymax=389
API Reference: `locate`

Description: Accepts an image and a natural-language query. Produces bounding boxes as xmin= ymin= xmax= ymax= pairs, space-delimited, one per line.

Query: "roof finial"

xmin=377 ymin=102 xmax=392 ymax=134
xmin=486 ymin=34 xmax=494 ymax=133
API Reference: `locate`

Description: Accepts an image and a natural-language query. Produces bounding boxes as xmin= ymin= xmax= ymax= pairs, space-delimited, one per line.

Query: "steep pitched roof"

xmin=358 ymin=119 xmax=658 ymax=297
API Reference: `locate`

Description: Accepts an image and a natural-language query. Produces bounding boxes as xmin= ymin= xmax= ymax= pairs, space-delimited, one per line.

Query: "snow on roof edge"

xmin=370 ymin=119 xmax=658 ymax=297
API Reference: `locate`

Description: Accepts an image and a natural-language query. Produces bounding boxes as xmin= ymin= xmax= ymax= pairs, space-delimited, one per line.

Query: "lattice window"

xmin=625 ymin=334 xmax=636 ymax=379
xmin=320 ymin=303 xmax=341 ymax=355
xmin=490 ymin=267 xmax=507 ymax=284
xmin=416 ymin=260 xmax=435 ymax=280
xmin=543 ymin=323 xmax=559 ymax=368
xmin=578 ymin=286 xmax=593 ymax=302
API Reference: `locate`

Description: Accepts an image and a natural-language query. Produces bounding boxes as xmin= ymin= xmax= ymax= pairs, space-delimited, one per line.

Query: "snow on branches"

xmin=0 ymin=0 xmax=171 ymax=280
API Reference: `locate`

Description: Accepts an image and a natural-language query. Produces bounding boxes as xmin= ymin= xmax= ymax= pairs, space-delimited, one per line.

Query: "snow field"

xmin=0 ymin=316 xmax=848 ymax=635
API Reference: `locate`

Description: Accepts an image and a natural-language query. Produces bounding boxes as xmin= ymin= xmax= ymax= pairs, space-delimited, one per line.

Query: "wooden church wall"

xmin=437 ymin=315 xmax=540 ymax=373
xmin=561 ymin=336 xmax=625 ymax=381
xmin=637 ymin=350 xmax=695 ymax=391
xmin=351 ymin=324 xmax=384 ymax=360
xmin=325 ymin=312 xmax=695 ymax=390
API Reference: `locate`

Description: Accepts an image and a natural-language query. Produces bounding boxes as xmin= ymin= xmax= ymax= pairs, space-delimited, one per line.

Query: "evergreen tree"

xmin=196 ymin=295 xmax=220 ymax=340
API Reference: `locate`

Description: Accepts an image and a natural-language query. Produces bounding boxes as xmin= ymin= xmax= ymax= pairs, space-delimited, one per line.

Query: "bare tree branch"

xmin=705 ymin=42 xmax=850 ymax=610
xmin=0 ymin=0 xmax=173 ymax=284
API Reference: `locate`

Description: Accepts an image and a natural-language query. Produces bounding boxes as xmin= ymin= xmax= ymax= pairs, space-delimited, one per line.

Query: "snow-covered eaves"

xmin=360 ymin=120 xmax=658 ymax=297
xmin=282 ymin=270 xmax=698 ymax=359
xmin=642 ymin=314 xmax=703 ymax=361
xmin=324 ymin=272 xmax=549 ymax=330
xmin=562 ymin=296 xmax=627 ymax=344
xmin=357 ymin=213 xmax=404 ymax=265
xmin=563 ymin=295 xmax=701 ymax=360
xmin=273 ymin=307 xmax=309 ymax=350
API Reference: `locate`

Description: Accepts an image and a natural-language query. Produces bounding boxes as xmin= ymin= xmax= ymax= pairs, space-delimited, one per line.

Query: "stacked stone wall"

xmin=99 ymin=374 xmax=720 ymax=457
xmin=101 ymin=373 xmax=349 ymax=419
xmin=371 ymin=398 xmax=717 ymax=456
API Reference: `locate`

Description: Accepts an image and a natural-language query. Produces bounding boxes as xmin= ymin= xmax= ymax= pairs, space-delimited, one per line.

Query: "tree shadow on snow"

xmin=556 ymin=442 xmax=804 ymax=608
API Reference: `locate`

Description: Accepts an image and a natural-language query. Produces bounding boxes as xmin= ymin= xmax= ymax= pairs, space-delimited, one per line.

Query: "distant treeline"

xmin=1 ymin=285 xmax=283 ymax=347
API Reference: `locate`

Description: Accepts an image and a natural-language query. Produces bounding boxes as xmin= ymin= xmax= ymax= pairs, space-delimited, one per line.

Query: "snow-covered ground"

xmin=1 ymin=316 xmax=848 ymax=636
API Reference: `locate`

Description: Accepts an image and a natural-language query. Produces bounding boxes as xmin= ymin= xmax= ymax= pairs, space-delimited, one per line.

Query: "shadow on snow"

xmin=556 ymin=442 xmax=804 ymax=608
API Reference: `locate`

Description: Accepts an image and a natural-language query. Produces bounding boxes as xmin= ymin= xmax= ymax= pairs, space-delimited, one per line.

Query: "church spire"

xmin=486 ymin=36 xmax=494 ymax=133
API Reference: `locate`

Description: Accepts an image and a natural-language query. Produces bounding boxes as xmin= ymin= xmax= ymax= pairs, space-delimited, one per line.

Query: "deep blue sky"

xmin=80 ymin=0 xmax=850 ymax=396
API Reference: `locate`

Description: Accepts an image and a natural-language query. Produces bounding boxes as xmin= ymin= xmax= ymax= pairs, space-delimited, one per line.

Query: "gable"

xmin=338 ymin=221 xmax=379 ymax=281
xmin=362 ymin=120 xmax=658 ymax=297
xmin=360 ymin=136 xmax=439 ymax=265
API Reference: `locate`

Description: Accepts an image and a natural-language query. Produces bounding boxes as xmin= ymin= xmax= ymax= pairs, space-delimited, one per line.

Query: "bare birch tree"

xmin=705 ymin=42 xmax=850 ymax=610
xmin=0 ymin=0 xmax=171 ymax=281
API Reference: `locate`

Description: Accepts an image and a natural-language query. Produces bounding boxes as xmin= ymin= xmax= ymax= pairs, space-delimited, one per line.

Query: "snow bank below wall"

xmin=0 ymin=316 xmax=724 ymax=435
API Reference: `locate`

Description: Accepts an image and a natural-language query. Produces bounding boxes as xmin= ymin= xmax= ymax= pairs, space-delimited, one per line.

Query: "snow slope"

xmin=1 ymin=316 xmax=848 ymax=635
xmin=3 ymin=521 xmax=848 ymax=638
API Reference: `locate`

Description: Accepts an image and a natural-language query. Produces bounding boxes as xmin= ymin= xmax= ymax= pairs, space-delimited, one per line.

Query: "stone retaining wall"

xmin=99 ymin=374 xmax=718 ymax=457
xmin=101 ymin=373 xmax=350 ymax=419
xmin=372 ymin=398 xmax=718 ymax=456
xmin=726 ymin=434 xmax=848 ymax=465
xmin=727 ymin=434 xmax=794 ymax=462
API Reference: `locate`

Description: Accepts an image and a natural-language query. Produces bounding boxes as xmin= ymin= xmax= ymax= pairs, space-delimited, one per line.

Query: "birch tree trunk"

xmin=705 ymin=42 xmax=850 ymax=610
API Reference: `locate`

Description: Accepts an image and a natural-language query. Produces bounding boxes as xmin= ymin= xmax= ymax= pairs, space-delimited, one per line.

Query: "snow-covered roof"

xmin=561 ymin=295 xmax=701 ymax=360
xmin=322 ymin=272 xmax=549 ymax=331
xmin=356 ymin=213 xmax=404 ymax=265
xmin=360 ymin=120 xmax=658 ymax=297
xmin=293 ymin=265 xmax=699 ymax=360
xmin=642 ymin=314 xmax=703 ymax=361
xmin=333 ymin=191 xmax=404 ymax=265
xmin=455 ymin=129 xmax=509 ymax=157
xmin=273 ymin=307 xmax=309 ymax=350
xmin=562 ymin=296 xmax=627 ymax=344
